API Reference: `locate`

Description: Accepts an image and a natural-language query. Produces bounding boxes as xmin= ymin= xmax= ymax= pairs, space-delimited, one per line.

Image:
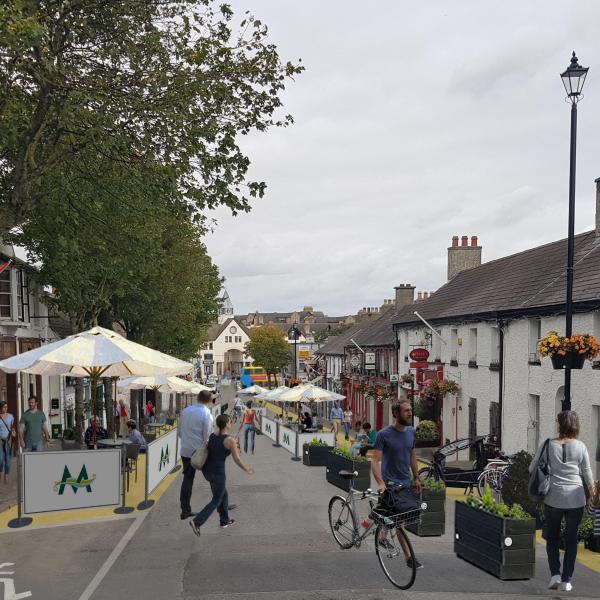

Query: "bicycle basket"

xmin=370 ymin=504 xmax=425 ymax=528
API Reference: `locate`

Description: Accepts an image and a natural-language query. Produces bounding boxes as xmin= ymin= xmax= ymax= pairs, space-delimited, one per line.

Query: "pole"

xmin=410 ymin=376 xmax=415 ymax=427
xmin=137 ymin=443 xmax=155 ymax=509
xmin=564 ymin=101 xmax=578 ymax=412
xmin=291 ymin=428 xmax=301 ymax=461
xmin=170 ymin=428 xmax=181 ymax=473
xmin=7 ymin=449 xmax=32 ymax=528
xmin=114 ymin=445 xmax=134 ymax=514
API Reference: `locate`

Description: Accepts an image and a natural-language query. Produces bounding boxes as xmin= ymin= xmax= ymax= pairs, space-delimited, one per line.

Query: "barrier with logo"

xmin=211 ymin=403 xmax=221 ymax=420
xmin=22 ymin=449 xmax=121 ymax=515
xmin=278 ymin=424 xmax=301 ymax=461
xmin=261 ymin=416 xmax=279 ymax=446
xmin=146 ymin=427 xmax=179 ymax=495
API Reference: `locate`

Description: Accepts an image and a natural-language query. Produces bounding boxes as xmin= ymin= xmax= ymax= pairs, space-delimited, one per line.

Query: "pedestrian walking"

xmin=342 ymin=407 xmax=353 ymax=440
xmin=0 ymin=401 xmax=16 ymax=484
xmin=530 ymin=410 xmax=595 ymax=593
xmin=189 ymin=414 xmax=254 ymax=536
xmin=19 ymin=395 xmax=49 ymax=452
xmin=237 ymin=401 xmax=259 ymax=454
xmin=179 ymin=390 xmax=214 ymax=520
xmin=145 ymin=399 xmax=155 ymax=419
xmin=330 ymin=402 xmax=343 ymax=444
xmin=371 ymin=401 xmax=423 ymax=570
xmin=118 ymin=399 xmax=128 ymax=437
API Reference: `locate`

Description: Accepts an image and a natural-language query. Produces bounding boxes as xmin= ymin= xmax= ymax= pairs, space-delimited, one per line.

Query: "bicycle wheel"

xmin=375 ymin=522 xmax=417 ymax=590
xmin=328 ymin=496 xmax=356 ymax=549
xmin=417 ymin=465 xmax=437 ymax=481
xmin=476 ymin=471 xmax=489 ymax=497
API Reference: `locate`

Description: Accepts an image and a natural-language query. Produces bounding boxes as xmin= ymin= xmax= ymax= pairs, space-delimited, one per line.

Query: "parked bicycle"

xmin=476 ymin=456 xmax=512 ymax=501
xmin=327 ymin=469 xmax=426 ymax=590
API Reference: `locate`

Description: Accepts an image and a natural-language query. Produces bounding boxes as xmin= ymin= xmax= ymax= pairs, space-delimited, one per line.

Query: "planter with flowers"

xmin=538 ymin=331 xmax=600 ymax=370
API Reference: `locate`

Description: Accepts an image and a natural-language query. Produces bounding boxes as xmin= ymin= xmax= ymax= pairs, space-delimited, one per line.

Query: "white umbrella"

xmin=279 ymin=384 xmax=345 ymax=402
xmin=118 ymin=376 xmax=200 ymax=393
xmin=239 ymin=385 xmax=268 ymax=395
xmin=0 ymin=326 xmax=192 ymax=443
xmin=256 ymin=386 xmax=290 ymax=401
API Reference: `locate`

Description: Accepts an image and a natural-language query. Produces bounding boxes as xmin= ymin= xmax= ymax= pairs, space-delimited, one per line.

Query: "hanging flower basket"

xmin=538 ymin=331 xmax=599 ymax=370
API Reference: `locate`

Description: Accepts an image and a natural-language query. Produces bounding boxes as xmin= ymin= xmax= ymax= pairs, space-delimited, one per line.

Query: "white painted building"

xmin=394 ymin=228 xmax=600 ymax=476
xmin=199 ymin=317 xmax=253 ymax=378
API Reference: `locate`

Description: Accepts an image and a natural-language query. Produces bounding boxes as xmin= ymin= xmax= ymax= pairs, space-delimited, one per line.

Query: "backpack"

xmin=528 ymin=438 xmax=551 ymax=502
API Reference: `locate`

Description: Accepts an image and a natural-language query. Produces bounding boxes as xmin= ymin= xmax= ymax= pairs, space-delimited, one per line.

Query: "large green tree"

xmin=244 ymin=325 xmax=291 ymax=388
xmin=0 ymin=0 xmax=302 ymax=229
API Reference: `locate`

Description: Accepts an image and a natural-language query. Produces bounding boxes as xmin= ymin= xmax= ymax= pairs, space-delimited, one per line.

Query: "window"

xmin=432 ymin=329 xmax=441 ymax=361
xmin=208 ymin=342 xmax=213 ymax=350
xmin=489 ymin=401 xmax=501 ymax=442
xmin=235 ymin=336 xmax=242 ymax=343
xmin=403 ymin=331 xmax=409 ymax=360
xmin=469 ymin=328 xmax=477 ymax=366
xmin=0 ymin=268 xmax=11 ymax=318
xmin=204 ymin=354 xmax=213 ymax=360
xmin=225 ymin=336 xmax=232 ymax=343
xmin=17 ymin=269 xmax=29 ymax=322
xmin=450 ymin=329 xmax=458 ymax=364
xmin=528 ymin=319 xmax=541 ymax=364
xmin=490 ymin=326 xmax=500 ymax=370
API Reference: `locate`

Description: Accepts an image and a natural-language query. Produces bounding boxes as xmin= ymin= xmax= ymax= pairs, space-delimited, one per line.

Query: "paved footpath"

xmin=1 ymin=418 xmax=599 ymax=600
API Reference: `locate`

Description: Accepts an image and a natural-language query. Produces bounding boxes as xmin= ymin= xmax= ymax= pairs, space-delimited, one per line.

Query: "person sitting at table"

xmin=84 ymin=417 xmax=108 ymax=449
xmin=358 ymin=422 xmax=377 ymax=457
xmin=126 ymin=420 xmax=147 ymax=452
xmin=350 ymin=422 xmax=368 ymax=456
xmin=301 ymin=412 xmax=313 ymax=431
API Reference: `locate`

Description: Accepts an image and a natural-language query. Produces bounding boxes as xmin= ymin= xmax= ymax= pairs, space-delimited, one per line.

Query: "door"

xmin=376 ymin=401 xmax=383 ymax=430
xmin=468 ymin=398 xmax=477 ymax=460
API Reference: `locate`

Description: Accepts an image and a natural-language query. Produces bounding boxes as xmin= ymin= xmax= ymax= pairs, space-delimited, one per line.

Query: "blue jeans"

xmin=343 ymin=422 xmax=351 ymax=438
xmin=544 ymin=504 xmax=584 ymax=582
xmin=243 ymin=424 xmax=255 ymax=453
xmin=0 ymin=441 xmax=11 ymax=474
xmin=193 ymin=471 xmax=229 ymax=527
xmin=25 ymin=440 xmax=44 ymax=452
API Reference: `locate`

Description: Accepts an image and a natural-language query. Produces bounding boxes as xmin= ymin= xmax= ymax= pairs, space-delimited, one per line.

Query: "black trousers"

xmin=180 ymin=456 xmax=195 ymax=513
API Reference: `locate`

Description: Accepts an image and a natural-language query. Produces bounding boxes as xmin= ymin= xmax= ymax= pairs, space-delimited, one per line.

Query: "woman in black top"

xmin=301 ymin=412 xmax=313 ymax=431
xmin=189 ymin=414 xmax=254 ymax=536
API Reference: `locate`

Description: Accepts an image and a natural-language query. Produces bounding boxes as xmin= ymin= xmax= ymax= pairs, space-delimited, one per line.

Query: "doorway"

xmin=468 ymin=398 xmax=477 ymax=460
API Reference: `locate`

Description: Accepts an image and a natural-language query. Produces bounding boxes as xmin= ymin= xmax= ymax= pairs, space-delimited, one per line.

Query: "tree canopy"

xmin=0 ymin=0 xmax=303 ymax=229
xmin=244 ymin=325 xmax=291 ymax=387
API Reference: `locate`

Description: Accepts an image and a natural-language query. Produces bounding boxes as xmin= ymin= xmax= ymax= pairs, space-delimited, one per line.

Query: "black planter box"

xmin=584 ymin=536 xmax=600 ymax=553
xmin=406 ymin=488 xmax=446 ymax=536
xmin=551 ymin=352 xmax=585 ymax=369
xmin=326 ymin=452 xmax=371 ymax=492
xmin=302 ymin=444 xmax=332 ymax=467
xmin=454 ymin=501 xmax=536 ymax=580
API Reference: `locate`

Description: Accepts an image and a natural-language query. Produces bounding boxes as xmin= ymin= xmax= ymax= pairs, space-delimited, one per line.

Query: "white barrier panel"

xmin=211 ymin=404 xmax=221 ymax=420
xmin=298 ymin=431 xmax=336 ymax=448
xmin=278 ymin=425 xmax=297 ymax=455
xmin=23 ymin=449 xmax=120 ymax=514
xmin=147 ymin=428 xmax=178 ymax=494
xmin=261 ymin=417 xmax=278 ymax=443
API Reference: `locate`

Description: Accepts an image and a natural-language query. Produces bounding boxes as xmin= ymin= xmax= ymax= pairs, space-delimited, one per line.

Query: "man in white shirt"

xmin=179 ymin=390 xmax=214 ymax=520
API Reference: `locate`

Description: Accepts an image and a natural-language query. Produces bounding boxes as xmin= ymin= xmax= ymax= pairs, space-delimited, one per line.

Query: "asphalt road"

xmin=2 ymin=391 xmax=598 ymax=600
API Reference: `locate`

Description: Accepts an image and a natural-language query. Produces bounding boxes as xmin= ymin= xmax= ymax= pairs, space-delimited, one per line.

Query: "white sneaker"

xmin=560 ymin=582 xmax=572 ymax=592
xmin=548 ymin=575 xmax=561 ymax=590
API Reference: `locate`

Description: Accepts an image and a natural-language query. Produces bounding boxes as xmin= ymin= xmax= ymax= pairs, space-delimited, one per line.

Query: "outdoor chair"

xmin=145 ymin=433 xmax=157 ymax=444
xmin=61 ymin=439 xmax=80 ymax=451
xmin=163 ymin=417 xmax=176 ymax=433
xmin=125 ymin=443 xmax=140 ymax=490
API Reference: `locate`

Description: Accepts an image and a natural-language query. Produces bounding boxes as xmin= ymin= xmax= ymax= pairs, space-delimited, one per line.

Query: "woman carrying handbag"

xmin=530 ymin=411 xmax=595 ymax=593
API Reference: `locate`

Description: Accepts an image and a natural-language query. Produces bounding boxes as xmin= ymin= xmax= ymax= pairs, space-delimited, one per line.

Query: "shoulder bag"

xmin=190 ymin=437 xmax=210 ymax=470
xmin=528 ymin=438 xmax=551 ymax=502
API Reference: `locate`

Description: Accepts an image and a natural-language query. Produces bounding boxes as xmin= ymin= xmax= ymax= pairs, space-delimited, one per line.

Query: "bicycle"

xmin=327 ymin=470 xmax=426 ymax=590
xmin=476 ymin=458 xmax=512 ymax=501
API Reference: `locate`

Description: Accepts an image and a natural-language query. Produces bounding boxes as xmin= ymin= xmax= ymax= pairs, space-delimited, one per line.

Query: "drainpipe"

xmin=498 ymin=320 xmax=505 ymax=449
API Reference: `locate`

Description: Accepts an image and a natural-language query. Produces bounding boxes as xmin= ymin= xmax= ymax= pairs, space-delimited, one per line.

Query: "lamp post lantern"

xmin=287 ymin=322 xmax=300 ymax=382
xmin=560 ymin=51 xmax=589 ymax=411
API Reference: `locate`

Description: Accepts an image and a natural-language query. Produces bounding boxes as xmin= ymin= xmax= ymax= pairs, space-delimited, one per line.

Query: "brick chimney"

xmin=596 ymin=177 xmax=600 ymax=236
xmin=394 ymin=284 xmax=415 ymax=308
xmin=447 ymin=235 xmax=482 ymax=280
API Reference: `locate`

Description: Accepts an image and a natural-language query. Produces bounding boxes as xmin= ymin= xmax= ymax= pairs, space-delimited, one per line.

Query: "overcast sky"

xmin=204 ymin=0 xmax=600 ymax=316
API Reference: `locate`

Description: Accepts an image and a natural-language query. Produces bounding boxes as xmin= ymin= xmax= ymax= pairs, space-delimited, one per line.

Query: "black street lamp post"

xmin=288 ymin=322 xmax=300 ymax=382
xmin=560 ymin=52 xmax=589 ymax=411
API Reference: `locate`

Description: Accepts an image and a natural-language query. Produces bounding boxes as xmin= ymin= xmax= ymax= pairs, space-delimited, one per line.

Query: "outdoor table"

xmin=145 ymin=422 xmax=165 ymax=433
xmin=97 ymin=438 xmax=132 ymax=447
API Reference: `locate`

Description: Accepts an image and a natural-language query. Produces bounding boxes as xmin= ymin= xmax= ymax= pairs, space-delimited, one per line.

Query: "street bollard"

xmin=114 ymin=445 xmax=134 ymax=514
xmin=7 ymin=450 xmax=33 ymax=528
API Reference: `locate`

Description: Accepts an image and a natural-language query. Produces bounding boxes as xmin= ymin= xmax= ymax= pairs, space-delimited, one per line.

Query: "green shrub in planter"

xmin=455 ymin=488 xmax=535 ymax=580
xmin=407 ymin=476 xmax=446 ymax=536
xmin=326 ymin=447 xmax=370 ymax=492
xmin=415 ymin=420 xmax=439 ymax=448
xmin=500 ymin=450 xmax=542 ymax=524
xmin=303 ymin=438 xmax=332 ymax=466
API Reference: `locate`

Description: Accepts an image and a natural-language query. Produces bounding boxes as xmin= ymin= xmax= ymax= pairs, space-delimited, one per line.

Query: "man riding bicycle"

xmin=232 ymin=396 xmax=244 ymax=423
xmin=371 ymin=400 xmax=423 ymax=570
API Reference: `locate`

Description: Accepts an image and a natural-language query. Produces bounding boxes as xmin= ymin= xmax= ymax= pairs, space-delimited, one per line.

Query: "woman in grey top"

xmin=530 ymin=411 xmax=595 ymax=593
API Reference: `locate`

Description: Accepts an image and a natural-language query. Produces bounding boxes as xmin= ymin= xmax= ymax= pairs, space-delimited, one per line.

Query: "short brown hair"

xmin=557 ymin=410 xmax=580 ymax=439
xmin=215 ymin=414 xmax=230 ymax=430
xmin=391 ymin=400 xmax=411 ymax=418
xmin=197 ymin=390 xmax=212 ymax=403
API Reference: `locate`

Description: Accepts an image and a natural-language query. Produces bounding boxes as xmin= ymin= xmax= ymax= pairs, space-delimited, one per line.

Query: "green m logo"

xmin=53 ymin=465 xmax=96 ymax=495
xmin=265 ymin=423 xmax=271 ymax=434
xmin=159 ymin=446 xmax=170 ymax=471
xmin=282 ymin=433 xmax=290 ymax=445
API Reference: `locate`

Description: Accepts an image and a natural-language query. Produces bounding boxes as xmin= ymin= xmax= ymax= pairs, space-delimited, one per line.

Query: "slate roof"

xmin=315 ymin=324 xmax=365 ymax=356
xmin=351 ymin=306 xmax=414 ymax=347
xmin=204 ymin=318 xmax=251 ymax=341
xmin=394 ymin=230 xmax=600 ymax=327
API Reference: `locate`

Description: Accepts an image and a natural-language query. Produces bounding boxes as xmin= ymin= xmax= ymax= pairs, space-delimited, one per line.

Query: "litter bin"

xmin=51 ymin=424 xmax=63 ymax=439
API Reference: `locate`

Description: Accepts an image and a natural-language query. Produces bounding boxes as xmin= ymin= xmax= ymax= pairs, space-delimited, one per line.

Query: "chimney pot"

xmin=417 ymin=292 xmax=423 ymax=300
xmin=452 ymin=235 xmax=459 ymax=247
xmin=471 ymin=235 xmax=478 ymax=247
xmin=461 ymin=235 xmax=468 ymax=246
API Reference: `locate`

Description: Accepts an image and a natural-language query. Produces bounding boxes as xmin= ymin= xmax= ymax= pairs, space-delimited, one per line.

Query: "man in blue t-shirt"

xmin=372 ymin=400 xmax=422 ymax=569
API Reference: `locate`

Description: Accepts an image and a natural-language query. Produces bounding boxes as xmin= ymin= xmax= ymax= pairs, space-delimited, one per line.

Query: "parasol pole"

xmin=112 ymin=376 xmax=119 ymax=440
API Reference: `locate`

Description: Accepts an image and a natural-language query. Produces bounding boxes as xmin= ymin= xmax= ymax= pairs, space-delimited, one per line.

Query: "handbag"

xmin=528 ymin=438 xmax=551 ymax=502
xmin=190 ymin=442 xmax=209 ymax=470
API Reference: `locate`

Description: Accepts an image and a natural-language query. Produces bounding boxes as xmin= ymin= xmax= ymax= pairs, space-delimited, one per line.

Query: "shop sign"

xmin=409 ymin=348 xmax=430 ymax=362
